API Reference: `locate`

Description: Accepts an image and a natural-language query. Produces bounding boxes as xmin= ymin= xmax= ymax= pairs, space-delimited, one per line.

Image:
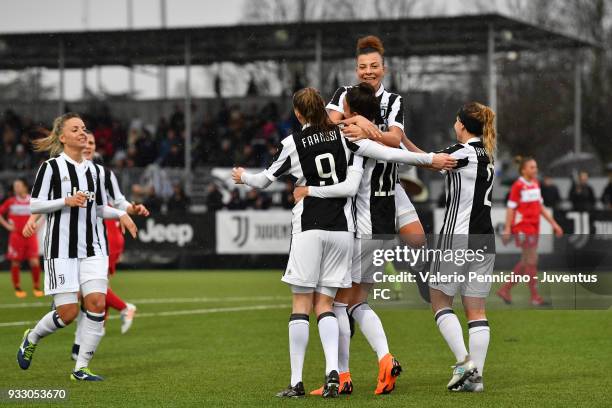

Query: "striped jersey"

xmin=94 ymin=164 xmax=130 ymax=255
xmin=31 ymin=153 xmax=109 ymax=259
xmin=263 ymin=124 xmax=362 ymax=234
xmin=437 ymin=137 xmax=495 ymax=237
xmin=327 ymin=84 xmax=404 ymax=236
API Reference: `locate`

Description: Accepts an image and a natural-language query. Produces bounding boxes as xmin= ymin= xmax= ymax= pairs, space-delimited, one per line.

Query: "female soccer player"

xmin=429 ymin=102 xmax=496 ymax=392
xmin=232 ymin=88 xmax=448 ymax=398
xmin=16 ymin=112 xmax=137 ymax=381
xmin=323 ymin=34 xmax=430 ymax=395
xmin=497 ymin=157 xmax=563 ymax=306
xmin=0 ymin=179 xmax=42 ymax=298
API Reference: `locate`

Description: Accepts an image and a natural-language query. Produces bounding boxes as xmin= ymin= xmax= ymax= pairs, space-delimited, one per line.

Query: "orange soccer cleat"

xmin=374 ymin=353 xmax=402 ymax=395
xmin=15 ymin=288 xmax=27 ymax=299
xmin=32 ymin=288 xmax=44 ymax=298
xmin=309 ymin=371 xmax=353 ymax=396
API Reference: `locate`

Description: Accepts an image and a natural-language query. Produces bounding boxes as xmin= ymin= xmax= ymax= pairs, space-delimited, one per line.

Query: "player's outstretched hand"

xmin=65 ymin=191 xmax=88 ymax=208
xmin=232 ymin=167 xmax=245 ymax=184
xmin=4 ymin=220 xmax=15 ymax=232
xmin=293 ymin=186 xmax=309 ymax=203
xmin=130 ymin=202 xmax=150 ymax=217
xmin=119 ymin=214 xmax=138 ymax=239
xmin=431 ymin=153 xmax=457 ymax=171
xmin=22 ymin=219 xmax=37 ymax=237
xmin=553 ymin=223 xmax=564 ymax=237
xmin=341 ymin=115 xmax=383 ymax=140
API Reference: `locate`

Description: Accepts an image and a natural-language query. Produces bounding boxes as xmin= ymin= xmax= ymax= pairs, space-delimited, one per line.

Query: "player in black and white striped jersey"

xmin=429 ymin=102 xmax=497 ymax=392
xmin=16 ymin=113 xmax=138 ymax=382
xmin=323 ymin=35 xmax=433 ymax=395
xmin=232 ymin=88 xmax=448 ymax=398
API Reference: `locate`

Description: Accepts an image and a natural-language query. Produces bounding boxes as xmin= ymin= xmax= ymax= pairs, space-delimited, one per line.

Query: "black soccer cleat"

xmin=276 ymin=382 xmax=305 ymax=398
xmin=322 ymin=370 xmax=340 ymax=398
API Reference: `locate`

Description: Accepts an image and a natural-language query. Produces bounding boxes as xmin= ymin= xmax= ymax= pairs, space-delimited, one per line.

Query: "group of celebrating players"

xmin=233 ymin=35 xmax=499 ymax=397
xmin=4 ymin=33 xmax=561 ymax=391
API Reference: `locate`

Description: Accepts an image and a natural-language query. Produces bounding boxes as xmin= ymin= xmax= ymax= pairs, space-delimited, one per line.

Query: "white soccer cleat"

xmin=460 ymin=374 xmax=484 ymax=392
xmin=120 ymin=303 xmax=137 ymax=334
xmin=447 ymin=356 xmax=477 ymax=390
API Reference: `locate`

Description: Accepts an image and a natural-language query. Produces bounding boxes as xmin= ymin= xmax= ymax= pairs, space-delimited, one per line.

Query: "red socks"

xmin=11 ymin=264 xmax=20 ymax=289
xmin=106 ymin=287 xmax=127 ymax=312
xmin=31 ymin=264 xmax=41 ymax=289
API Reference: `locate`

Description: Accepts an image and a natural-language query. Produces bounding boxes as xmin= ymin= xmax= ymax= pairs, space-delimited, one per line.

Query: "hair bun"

xmin=357 ymin=35 xmax=384 ymax=56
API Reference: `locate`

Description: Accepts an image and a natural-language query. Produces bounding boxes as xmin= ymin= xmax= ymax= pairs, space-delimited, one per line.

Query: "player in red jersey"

xmin=498 ymin=157 xmax=563 ymax=306
xmin=0 ymin=179 xmax=43 ymax=298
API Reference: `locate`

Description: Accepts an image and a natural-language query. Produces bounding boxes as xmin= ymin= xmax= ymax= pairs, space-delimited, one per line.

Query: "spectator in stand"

xmin=541 ymin=175 xmax=562 ymax=209
xmin=143 ymin=186 xmax=164 ymax=214
xmin=162 ymin=144 xmax=185 ymax=167
xmin=206 ymin=183 xmax=224 ymax=212
xmin=602 ymin=166 xmax=612 ymax=210
xmin=244 ymin=189 xmax=271 ymax=210
xmin=569 ymin=171 xmax=596 ymax=211
xmin=167 ymin=183 xmax=191 ymax=213
xmin=226 ymin=189 xmax=246 ymax=210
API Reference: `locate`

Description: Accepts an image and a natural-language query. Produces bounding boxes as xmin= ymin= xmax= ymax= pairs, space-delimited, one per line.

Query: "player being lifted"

xmin=0 ymin=179 xmax=43 ymax=298
xmin=429 ymin=102 xmax=496 ymax=392
xmin=232 ymin=88 xmax=453 ymax=398
xmin=303 ymin=34 xmax=431 ymax=395
xmin=497 ymin=157 xmax=563 ymax=305
xmin=16 ymin=113 xmax=137 ymax=381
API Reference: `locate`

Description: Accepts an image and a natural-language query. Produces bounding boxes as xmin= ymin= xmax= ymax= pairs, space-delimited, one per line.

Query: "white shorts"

xmin=282 ymin=230 xmax=353 ymax=289
xmin=395 ymin=185 xmax=419 ymax=229
xmin=43 ymin=255 xmax=109 ymax=296
xmin=429 ymin=253 xmax=496 ymax=298
xmin=351 ymin=238 xmax=395 ymax=284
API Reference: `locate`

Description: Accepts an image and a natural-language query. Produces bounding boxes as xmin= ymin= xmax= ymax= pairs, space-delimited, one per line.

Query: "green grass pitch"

xmin=0 ymin=270 xmax=610 ymax=407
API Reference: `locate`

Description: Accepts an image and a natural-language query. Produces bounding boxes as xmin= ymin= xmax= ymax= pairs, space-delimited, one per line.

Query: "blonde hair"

xmin=293 ymin=87 xmax=335 ymax=132
xmin=32 ymin=112 xmax=81 ymax=157
xmin=461 ymin=102 xmax=496 ymax=162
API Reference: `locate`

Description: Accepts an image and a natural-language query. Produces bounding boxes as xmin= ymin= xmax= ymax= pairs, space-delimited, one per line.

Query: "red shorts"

xmin=512 ymin=225 xmax=539 ymax=249
xmin=7 ymin=233 xmax=39 ymax=261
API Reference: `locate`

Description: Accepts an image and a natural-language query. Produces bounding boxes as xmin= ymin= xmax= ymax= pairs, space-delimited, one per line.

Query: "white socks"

xmin=288 ymin=314 xmax=309 ymax=386
xmin=349 ymin=303 xmax=389 ymax=360
xmin=468 ymin=320 xmax=490 ymax=376
xmin=317 ymin=312 xmax=339 ymax=376
xmin=434 ymin=308 xmax=468 ymax=362
xmin=334 ymin=302 xmax=351 ymax=373
xmin=75 ymin=310 xmax=105 ymax=370
xmin=74 ymin=309 xmax=86 ymax=346
xmin=29 ymin=310 xmax=66 ymax=344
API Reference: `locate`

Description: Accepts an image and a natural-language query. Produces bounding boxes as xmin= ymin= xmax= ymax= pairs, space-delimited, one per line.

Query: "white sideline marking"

xmin=0 ymin=303 xmax=289 ymax=328
xmin=0 ymin=295 xmax=288 ymax=309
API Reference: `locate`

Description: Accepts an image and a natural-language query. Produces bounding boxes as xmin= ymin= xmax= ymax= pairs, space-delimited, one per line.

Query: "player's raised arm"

xmin=233 ymin=135 xmax=296 ymax=189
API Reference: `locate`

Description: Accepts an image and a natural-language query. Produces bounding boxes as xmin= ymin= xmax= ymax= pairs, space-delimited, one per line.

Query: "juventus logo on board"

xmin=231 ymin=216 xmax=249 ymax=247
